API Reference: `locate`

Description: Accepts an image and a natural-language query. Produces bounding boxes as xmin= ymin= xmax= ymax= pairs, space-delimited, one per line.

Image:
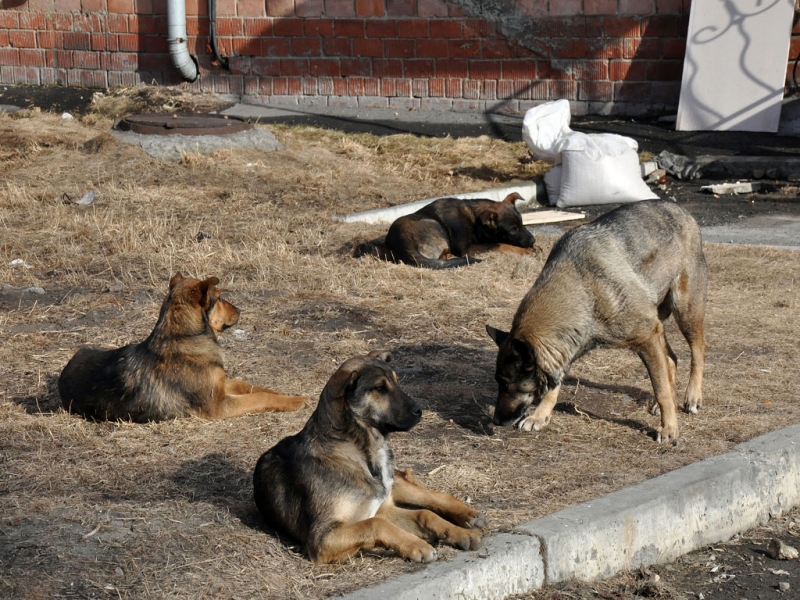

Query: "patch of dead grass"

xmin=0 ymin=106 xmax=798 ymax=599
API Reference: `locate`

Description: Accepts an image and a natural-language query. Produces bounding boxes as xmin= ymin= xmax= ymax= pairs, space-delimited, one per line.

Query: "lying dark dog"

xmin=487 ymin=200 xmax=707 ymax=444
xmin=355 ymin=193 xmax=535 ymax=269
xmin=58 ymin=273 xmax=307 ymax=422
xmin=253 ymin=351 xmax=486 ymax=563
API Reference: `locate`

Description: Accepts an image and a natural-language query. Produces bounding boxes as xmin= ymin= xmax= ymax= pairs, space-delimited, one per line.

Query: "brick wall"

xmin=0 ymin=0 xmax=797 ymax=115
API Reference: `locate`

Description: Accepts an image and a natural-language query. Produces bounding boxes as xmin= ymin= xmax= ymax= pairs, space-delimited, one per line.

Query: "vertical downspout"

xmin=166 ymin=0 xmax=198 ymax=82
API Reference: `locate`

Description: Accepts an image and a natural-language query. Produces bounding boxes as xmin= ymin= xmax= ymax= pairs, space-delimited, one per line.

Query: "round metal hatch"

xmin=116 ymin=112 xmax=253 ymax=136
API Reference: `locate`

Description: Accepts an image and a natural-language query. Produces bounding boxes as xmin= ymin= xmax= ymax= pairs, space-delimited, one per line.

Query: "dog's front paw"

xmin=288 ymin=395 xmax=310 ymax=410
xmin=656 ymin=423 xmax=679 ymax=445
xmin=405 ymin=542 xmax=438 ymax=563
xmin=683 ymin=397 xmax=701 ymax=414
xmin=465 ymin=511 xmax=488 ymax=530
xmin=517 ymin=414 xmax=549 ymax=432
xmin=447 ymin=527 xmax=483 ymax=551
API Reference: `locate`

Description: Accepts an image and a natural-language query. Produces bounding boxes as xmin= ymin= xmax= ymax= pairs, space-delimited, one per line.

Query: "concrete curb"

xmin=340 ymin=424 xmax=800 ymax=600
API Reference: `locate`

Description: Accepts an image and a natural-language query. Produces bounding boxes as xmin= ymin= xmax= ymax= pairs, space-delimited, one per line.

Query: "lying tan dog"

xmin=253 ymin=351 xmax=486 ymax=563
xmin=355 ymin=193 xmax=535 ymax=268
xmin=58 ymin=273 xmax=307 ymax=422
xmin=487 ymin=200 xmax=707 ymax=443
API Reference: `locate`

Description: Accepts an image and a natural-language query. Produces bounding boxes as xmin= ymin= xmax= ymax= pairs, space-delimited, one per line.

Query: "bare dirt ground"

xmin=1 ymin=89 xmax=799 ymax=599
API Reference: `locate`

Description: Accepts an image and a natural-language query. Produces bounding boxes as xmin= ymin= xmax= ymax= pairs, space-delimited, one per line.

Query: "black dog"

xmin=355 ymin=193 xmax=535 ymax=269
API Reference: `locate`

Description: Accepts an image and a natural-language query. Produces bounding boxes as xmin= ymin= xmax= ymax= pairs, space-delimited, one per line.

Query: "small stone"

xmin=778 ymin=582 xmax=790 ymax=592
xmin=768 ymin=538 xmax=799 ymax=560
xmin=115 ymin=567 xmax=124 ymax=576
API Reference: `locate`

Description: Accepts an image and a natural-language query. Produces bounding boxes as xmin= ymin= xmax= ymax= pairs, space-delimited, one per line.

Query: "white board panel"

xmin=676 ymin=0 xmax=795 ymax=132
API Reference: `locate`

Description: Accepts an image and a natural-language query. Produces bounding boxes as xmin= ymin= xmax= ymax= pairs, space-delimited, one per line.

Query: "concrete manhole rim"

xmin=115 ymin=112 xmax=254 ymax=136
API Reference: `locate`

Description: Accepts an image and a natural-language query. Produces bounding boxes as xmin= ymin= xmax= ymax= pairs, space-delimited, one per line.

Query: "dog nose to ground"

xmin=412 ymin=406 xmax=422 ymax=418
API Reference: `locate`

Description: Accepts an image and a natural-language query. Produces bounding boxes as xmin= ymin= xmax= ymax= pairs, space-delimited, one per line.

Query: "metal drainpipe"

xmin=167 ymin=0 xmax=198 ymax=82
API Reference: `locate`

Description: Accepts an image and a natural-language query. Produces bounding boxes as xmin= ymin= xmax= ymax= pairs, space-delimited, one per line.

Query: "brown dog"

xmin=58 ymin=273 xmax=307 ymax=422
xmin=355 ymin=193 xmax=535 ymax=269
xmin=253 ymin=351 xmax=486 ymax=563
xmin=487 ymin=200 xmax=707 ymax=443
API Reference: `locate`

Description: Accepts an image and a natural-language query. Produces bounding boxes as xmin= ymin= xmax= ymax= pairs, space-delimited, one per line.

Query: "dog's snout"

xmin=411 ymin=404 xmax=422 ymax=418
xmin=492 ymin=415 xmax=501 ymax=426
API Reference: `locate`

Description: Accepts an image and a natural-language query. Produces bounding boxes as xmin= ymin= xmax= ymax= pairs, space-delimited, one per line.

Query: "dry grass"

xmin=1 ymin=101 xmax=799 ymax=599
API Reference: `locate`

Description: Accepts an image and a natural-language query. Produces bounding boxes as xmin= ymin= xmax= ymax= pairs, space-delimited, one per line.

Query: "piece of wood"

xmin=676 ymin=0 xmax=794 ymax=132
xmin=522 ymin=210 xmax=585 ymax=226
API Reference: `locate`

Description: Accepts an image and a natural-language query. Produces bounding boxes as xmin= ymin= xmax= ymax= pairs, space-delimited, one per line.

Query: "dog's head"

xmin=320 ymin=351 xmax=422 ymax=435
xmin=486 ymin=325 xmax=552 ymax=427
xmin=476 ymin=193 xmax=535 ymax=249
xmin=163 ymin=273 xmax=240 ymax=338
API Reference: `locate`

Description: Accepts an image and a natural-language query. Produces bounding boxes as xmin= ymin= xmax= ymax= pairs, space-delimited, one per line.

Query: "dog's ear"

xmin=502 ymin=192 xmax=524 ymax=205
xmin=511 ymin=338 xmax=536 ymax=371
xmin=169 ymin=273 xmax=184 ymax=290
xmin=486 ymin=325 xmax=509 ymax=347
xmin=324 ymin=367 xmax=361 ymax=409
xmin=478 ymin=208 xmax=498 ymax=230
xmin=367 ymin=350 xmax=392 ymax=363
xmin=196 ymin=277 xmax=221 ymax=308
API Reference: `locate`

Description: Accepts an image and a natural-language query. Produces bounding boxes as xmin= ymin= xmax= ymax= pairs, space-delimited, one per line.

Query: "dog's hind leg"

xmin=671 ymin=269 xmax=707 ymax=414
xmin=376 ymin=502 xmax=482 ymax=551
xmin=310 ymin=518 xmax=438 ymax=564
xmin=635 ymin=320 xmax=679 ymax=444
xmin=211 ymin=383 xmax=308 ymax=418
xmin=392 ymin=470 xmax=487 ymax=530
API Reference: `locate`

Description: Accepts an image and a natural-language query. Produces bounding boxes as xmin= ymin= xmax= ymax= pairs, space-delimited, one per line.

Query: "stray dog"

xmin=253 ymin=351 xmax=486 ymax=563
xmin=486 ymin=200 xmax=707 ymax=443
xmin=355 ymin=193 xmax=535 ymax=269
xmin=58 ymin=273 xmax=307 ymax=422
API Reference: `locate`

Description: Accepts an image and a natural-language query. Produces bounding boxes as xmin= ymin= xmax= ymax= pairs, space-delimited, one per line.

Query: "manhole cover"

xmin=116 ymin=112 xmax=253 ymax=136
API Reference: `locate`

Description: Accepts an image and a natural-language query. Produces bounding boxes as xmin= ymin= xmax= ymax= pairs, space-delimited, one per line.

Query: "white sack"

xmin=545 ymin=147 xmax=659 ymax=208
xmin=521 ymin=99 xmax=572 ymax=164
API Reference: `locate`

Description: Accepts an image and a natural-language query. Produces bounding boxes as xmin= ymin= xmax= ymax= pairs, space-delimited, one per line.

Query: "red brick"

xmin=51 ymin=14 xmax=74 ymax=31
xmin=385 ymin=39 xmax=414 ymax=58
xmin=353 ymin=38 xmax=383 ymax=56
xmin=575 ymin=59 xmax=608 ymax=80
xmin=483 ymin=39 xmax=515 ymax=59
xmin=436 ymin=58 xmax=467 ymax=77
xmin=579 ymin=80 xmax=613 ymax=101
xmin=417 ymin=39 xmax=447 ymax=58
xmin=340 ymin=57 xmax=370 ymax=75
xmin=418 ymin=0 xmax=446 ymax=17
xmin=310 ymin=58 xmax=340 ymax=76
xmin=603 ymin=17 xmax=641 ymax=37
xmin=540 ymin=17 xmax=585 ymax=38
xmin=610 ymin=59 xmax=645 ymax=81
xmin=619 ymin=0 xmax=654 ymax=14
xmin=135 ymin=0 xmax=153 ymax=12
xmin=398 ymin=19 xmax=428 ymax=37
xmin=469 ymin=59 xmax=502 ymax=79
xmin=61 ymin=32 xmax=89 ymax=50
xmin=347 ymin=76 xmax=365 ymax=95
xmin=463 ymin=19 xmax=492 ymax=37
xmin=306 ymin=19 xmax=334 ymax=36
xmin=74 ymin=50 xmax=100 ymax=68
xmin=218 ymin=18 xmax=244 ymax=35
xmin=429 ymin=78 xmax=445 ymax=97
xmin=9 ymin=30 xmax=36 ymax=48
xmin=267 ymin=0 xmax=294 ymax=16
xmin=587 ymin=38 xmax=621 ymax=59
xmin=296 ymin=0 xmax=323 ymax=15
xmin=252 ymin=57 xmax=280 ymax=75
xmin=613 ymin=80 xmax=651 ymax=101
xmin=273 ymin=77 xmax=288 ymax=94
xmin=585 ymin=0 xmax=616 ymax=14
xmin=651 ymin=80 xmax=680 ymax=103
xmin=381 ymin=79 xmax=396 ymax=96
xmin=108 ymin=0 xmax=133 ymax=12
xmin=0 ymin=31 xmax=8 ymax=48
xmin=366 ymin=19 xmax=397 ymax=37
xmin=37 ymin=31 xmax=63 ymax=49
xmin=81 ymin=0 xmax=105 ymax=10
xmin=292 ymin=37 xmax=321 ymax=55
xmin=412 ymin=79 xmax=428 ymax=96
xmin=661 ymin=38 xmax=685 ymax=59
xmin=537 ymin=60 xmax=573 ymax=80
xmin=303 ymin=77 xmax=317 ymax=94
xmin=445 ymin=78 xmax=461 ymax=97
xmin=323 ymin=37 xmax=352 ymax=55
xmin=634 ymin=37 xmax=659 ymax=58
xmin=405 ymin=58 xmax=434 ymax=77
xmin=238 ymin=0 xmax=265 ymax=16
xmin=449 ymin=39 xmax=480 ymax=58
xmin=111 ymin=52 xmax=138 ymax=69
xmin=108 ymin=15 xmax=128 ymax=32
xmin=482 ymin=80 xmax=496 ymax=99
xmin=281 ymin=58 xmax=308 ymax=75
xmin=515 ymin=0 xmax=547 ymax=16
xmin=54 ymin=50 xmax=74 ymax=68
xmin=373 ymin=58 xmax=402 ymax=77
xmin=273 ymin=18 xmax=301 ymax=35
xmin=326 ymin=0 xmax=355 ymax=16
xmin=430 ymin=20 xmax=461 ymax=38
xmin=233 ymin=37 xmax=261 ymax=54
xmin=646 ymin=59 xmax=682 ymax=80
xmin=549 ymin=80 xmax=577 ymax=99
xmin=332 ymin=77 xmax=348 ymax=95
xmin=463 ymin=79 xmax=481 ymax=99
xmin=336 ymin=19 xmax=364 ymax=36
xmin=18 ymin=49 xmax=45 ymax=67
xmin=386 ymin=0 xmax=414 ymax=16
xmin=185 ymin=0 xmax=205 ymax=14
xmin=656 ymin=0 xmax=685 ymax=13
xmin=356 ymin=0 xmax=383 ymax=16
xmin=0 ymin=12 xmax=19 ymax=28
xmin=262 ymin=37 xmax=291 ymax=55
xmin=90 ymin=33 xmax=107 ymax=50
xmin=554 ymin=39 xmax=586 ymax=58
xmin=549 ymin=0 xmax=581 ymax=15
xmin=641 ymin=15 xmax=678 ymax=36
xmin=503 ymin=59 xmax=537 ymax=80
xmin=19 ymin=13 xmax=45 ymax=30
xmin=145 ymin=35 xmax=168 ymax=52
xmin=287 ymin=77 xmax=302 ymax=94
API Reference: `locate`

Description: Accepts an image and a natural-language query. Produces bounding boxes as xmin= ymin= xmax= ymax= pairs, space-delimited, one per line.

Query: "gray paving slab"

xmin=110 ymin=127 xmax=283 ymax=161
xmin=341 ymin=425 xmax=800 ymax=600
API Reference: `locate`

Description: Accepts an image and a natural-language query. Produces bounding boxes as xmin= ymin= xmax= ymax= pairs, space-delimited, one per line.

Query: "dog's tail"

xmin=353 ymin=239 xmax=392 ymax=261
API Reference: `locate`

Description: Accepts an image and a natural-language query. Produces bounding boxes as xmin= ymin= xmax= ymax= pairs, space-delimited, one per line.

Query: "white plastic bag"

xmin=521 ymin=99 xmax=572 ymax=164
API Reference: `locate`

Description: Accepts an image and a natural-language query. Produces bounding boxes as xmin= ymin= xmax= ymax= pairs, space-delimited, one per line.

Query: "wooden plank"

xmin=522 ymin=210 xmax=585 ymax=226
xmin=676 ymin=0 xmax=794 ymax=132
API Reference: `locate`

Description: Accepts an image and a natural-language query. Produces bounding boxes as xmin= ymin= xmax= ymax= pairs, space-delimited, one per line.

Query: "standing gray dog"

xmin=487 ymin=200 xmax=707 ymax=443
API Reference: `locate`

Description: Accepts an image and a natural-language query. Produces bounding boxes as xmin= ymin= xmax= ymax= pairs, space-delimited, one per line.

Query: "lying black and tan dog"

xmin=253 ymin=351 xmax=486 ymax=563
xmin=355 ymin=193 xmax=535 ymax=269
xmin=58 ymin=273 xmax=307 ymax=422
xmin=487 ymin=200 xmax=707 ymax=444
